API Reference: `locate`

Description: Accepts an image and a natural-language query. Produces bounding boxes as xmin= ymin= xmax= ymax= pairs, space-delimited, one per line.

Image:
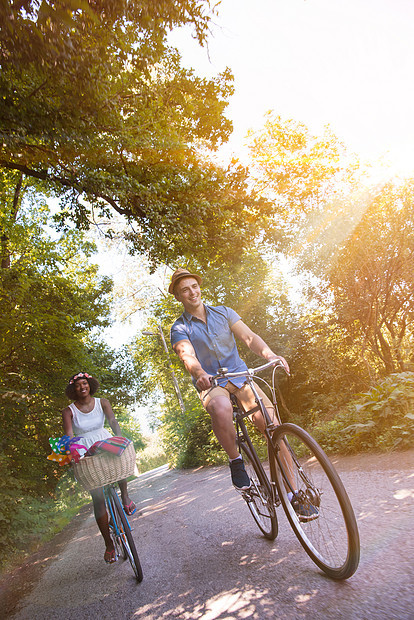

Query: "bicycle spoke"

xmin=273 ymin=423 xmax=360 ymax=580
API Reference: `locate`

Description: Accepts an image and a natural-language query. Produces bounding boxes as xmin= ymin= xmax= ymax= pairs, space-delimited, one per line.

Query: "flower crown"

xmin=69 ymin=372 xmax=91 ymax=385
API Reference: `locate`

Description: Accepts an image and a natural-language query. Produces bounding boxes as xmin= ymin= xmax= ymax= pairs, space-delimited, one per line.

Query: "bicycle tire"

xmin=107 ymin=492 xmax=128 ymax=561
xmin=272 ymin=423 xmax=360 ymax=580
xmin=108 ymin=509 xmax=124 ymax=561
xmin=108 ymin=487 xmax=143 ymax=582
xmin=239 ymin=439 xmax=278 ymax=540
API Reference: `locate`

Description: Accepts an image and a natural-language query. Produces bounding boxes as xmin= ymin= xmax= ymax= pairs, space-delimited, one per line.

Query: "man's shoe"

xmin=291 ymin=494 xmax=319 ymax=522
xmin=229 ymin=458 xmax=251 ymax=491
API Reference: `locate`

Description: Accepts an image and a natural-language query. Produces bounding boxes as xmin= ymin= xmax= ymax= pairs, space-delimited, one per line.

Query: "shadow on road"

xmin=3 ymin=451 xmax=414 ymax=619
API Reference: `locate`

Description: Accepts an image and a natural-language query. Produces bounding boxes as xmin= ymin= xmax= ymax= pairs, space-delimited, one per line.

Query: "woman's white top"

xmin=69 ymin=397 xmax=111 ymax=453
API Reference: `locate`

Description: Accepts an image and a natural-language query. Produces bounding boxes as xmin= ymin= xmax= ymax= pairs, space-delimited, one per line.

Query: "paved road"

xmin=2 ymin=450 xmax=413 ymax=619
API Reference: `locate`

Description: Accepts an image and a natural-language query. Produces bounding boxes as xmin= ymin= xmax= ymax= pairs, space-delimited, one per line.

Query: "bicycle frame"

xmin=103 ymin=483 xmax=143 ymax=581
xmin=241 ymin=374 xmax=317 ymax=498
xmin=211 ymin=360 xmax=284 ymax=467
xmin=233 ymin=401 xmax=280 ymax=507
xmin=104 ymin=485 xmax=122 ymax=531
xmin=211 ymin=361 xmax=314 ymax=501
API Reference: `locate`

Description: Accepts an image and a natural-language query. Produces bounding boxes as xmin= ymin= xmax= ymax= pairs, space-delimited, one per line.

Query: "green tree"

xmin=328 ymin=181 xmax=414 ymax=375
xmin=244 ymin=113 xmax=383 ymax=419
xmin=246 ymin=112 xmax=359 ymax=253
xmin=0 ymin=180 xmax=145 ymax=558
xmin=0 ymin=1 xmax=266 ymax=266
xmin=0 ymin=181 xmax=138 ymax=493
xmin=286 ymin=309 xmax=372 ymax=423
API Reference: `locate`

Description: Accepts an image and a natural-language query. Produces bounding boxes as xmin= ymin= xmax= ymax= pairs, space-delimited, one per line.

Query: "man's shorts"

xmin=199 ymin=380 xmax=274 ymax=417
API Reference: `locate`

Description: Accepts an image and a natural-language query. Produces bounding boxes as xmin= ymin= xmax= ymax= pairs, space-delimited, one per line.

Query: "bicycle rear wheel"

xmin=272 ymin=423 xmax=360 ymax=580
xmin=239 ymin=440 xmax=278 ymax=540
xmin=108 ymin=487 xmax=143 ymax=582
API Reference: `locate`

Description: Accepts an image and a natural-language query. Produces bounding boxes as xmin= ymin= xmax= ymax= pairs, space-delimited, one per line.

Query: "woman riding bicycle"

xmin=62 ymin=371 xmax=136 ymax=564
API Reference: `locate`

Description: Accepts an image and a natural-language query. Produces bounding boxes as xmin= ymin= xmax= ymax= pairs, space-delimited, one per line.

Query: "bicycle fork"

xmin=268 ymin=430 xmax=322 ymax=507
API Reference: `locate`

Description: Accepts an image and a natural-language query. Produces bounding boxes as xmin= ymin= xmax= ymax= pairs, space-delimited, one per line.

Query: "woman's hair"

xmin=65 ymin=372 xmax=100 ymax=400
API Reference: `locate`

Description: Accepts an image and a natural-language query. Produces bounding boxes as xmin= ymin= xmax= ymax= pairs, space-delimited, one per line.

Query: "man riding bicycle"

xmin=169 ymin=269 xmax=311 ymax=501
xmin=169 ymin=268 xmax=318 ymax=520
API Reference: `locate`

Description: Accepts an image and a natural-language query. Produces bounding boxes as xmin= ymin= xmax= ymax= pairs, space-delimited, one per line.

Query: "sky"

xmin=169 ymin=0 xmax=414 ymax=176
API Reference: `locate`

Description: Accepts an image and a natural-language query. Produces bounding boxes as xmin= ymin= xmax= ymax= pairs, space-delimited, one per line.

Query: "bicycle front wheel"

xmin=239 ymin=441 xmax=278 ymax=540
xmin=272 ymin=423 xmax=360 ymax=580
xmin=108 ymin=487 xmax=143 ymax=582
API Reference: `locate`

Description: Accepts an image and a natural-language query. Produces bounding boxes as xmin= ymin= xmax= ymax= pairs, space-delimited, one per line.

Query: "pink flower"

xmin=69 ymin=372 xmax=91 ymax=384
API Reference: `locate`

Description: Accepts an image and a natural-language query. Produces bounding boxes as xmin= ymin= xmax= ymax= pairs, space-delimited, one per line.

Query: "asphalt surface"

xmin=1 ymin=449 xmax=413 ymax=619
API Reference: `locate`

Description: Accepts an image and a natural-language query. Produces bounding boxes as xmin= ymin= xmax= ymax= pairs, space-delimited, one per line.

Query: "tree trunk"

xmin=1 ymin=173 xmax=23 ymax=269
xmin=376 ymin=328 xmax=395 ymax=374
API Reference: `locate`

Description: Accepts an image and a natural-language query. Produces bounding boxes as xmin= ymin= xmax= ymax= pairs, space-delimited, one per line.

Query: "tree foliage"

xmin=247 ymin=113 xmax=414 ymax=378
xmin=0 ymin=0 xmax=267 ymax=266
xmin=311 ymin=372 xmax=414 ymax=454
xmin=0 ymin=181 xmax=139 ymax=495
xmin=287 ymin=309 xmax=371 ymax=425
xmin=127 ymin=108 xmax=414 ymax=469
xmin=0 ymin=170 xmax=145 ymax=563
xmin=246 ymin=112 xmax=358 ymax=251
xmin=328 ymin=181 xmax=414 ymax=375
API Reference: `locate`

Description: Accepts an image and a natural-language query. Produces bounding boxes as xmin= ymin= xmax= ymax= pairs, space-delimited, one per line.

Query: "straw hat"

xmin=168 ymin=268 xmax=202 ymax=294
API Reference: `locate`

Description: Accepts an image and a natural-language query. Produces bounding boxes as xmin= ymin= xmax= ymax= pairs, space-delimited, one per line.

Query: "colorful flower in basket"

xmin=47 ymin=435 xmax=87 ymax=466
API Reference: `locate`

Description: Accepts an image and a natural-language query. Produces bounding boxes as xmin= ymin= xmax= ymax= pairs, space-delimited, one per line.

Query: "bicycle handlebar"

xmin=210 ymin=358 xmax=286 ymax=385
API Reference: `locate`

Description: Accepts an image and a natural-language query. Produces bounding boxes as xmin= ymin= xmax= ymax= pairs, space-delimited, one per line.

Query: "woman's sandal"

xmin=104 ymin=549 xmax=117 ymax=564
xmin=123 ymin=501 xmax=137 ymax=516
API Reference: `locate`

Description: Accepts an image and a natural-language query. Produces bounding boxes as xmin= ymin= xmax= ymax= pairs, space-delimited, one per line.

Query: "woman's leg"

xmin=90 ymin=488 xmax=115 ymax=561
xmin=118 ymin=479 xmax=136 ymax=515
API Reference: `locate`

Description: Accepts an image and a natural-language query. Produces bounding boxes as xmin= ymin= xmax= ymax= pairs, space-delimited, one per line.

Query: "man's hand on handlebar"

xmin=195 ymin=372 xmax=214 ymax=391
xmin=268 ymin=355 xmax=290 ymax=375
xmin=196 ymin=357 xmax=290 ymax=390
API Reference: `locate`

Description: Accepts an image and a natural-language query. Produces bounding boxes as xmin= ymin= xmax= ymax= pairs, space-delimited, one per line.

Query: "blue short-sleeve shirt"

xmin=170 ymin=305 xmax=248 ymax=389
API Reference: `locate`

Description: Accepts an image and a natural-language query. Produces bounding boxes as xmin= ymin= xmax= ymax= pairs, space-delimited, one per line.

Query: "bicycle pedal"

xmin=236 ymin=487 xmax=251 ymax=497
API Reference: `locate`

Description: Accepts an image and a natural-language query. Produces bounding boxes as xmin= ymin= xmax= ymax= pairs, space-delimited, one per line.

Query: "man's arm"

xmin=173 ymin=339 xmax=212 ymax=391
xmin=231 ymin=320 xmax=290 ymax=374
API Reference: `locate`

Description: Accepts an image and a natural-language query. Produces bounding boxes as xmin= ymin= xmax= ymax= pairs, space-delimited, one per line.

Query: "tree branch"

xmin=0 ymin=159 xmax=129 ymax=217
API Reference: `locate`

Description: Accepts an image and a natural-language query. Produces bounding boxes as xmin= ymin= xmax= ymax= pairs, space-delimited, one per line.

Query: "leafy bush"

xmin=0 ymin=463 xmax=89 ymax=574
xmin=311 ymin=372 xmax=414 ymax=453
xmin=136 ymin=434 xmax=168 ymax=473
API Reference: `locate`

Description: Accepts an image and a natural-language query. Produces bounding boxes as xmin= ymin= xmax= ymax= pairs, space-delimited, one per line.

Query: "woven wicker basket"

xmin=73 ymin=441 xmax=138 ymax=491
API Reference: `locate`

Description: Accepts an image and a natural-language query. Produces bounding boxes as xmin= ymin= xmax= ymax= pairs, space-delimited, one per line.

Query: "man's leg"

xmin=200 ymin=386 xmax=250 ymax=490
xmin=228 ymin=382 xmax=275 ymax=430
xmin=206 ymin=395 xmax=239 ymax=459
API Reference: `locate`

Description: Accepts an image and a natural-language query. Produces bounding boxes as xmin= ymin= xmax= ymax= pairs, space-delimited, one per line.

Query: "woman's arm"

xmin=62 ymin=407 xmax=74 ymax=437
xmin=101 ymin=398 xmax=122 ymax=435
